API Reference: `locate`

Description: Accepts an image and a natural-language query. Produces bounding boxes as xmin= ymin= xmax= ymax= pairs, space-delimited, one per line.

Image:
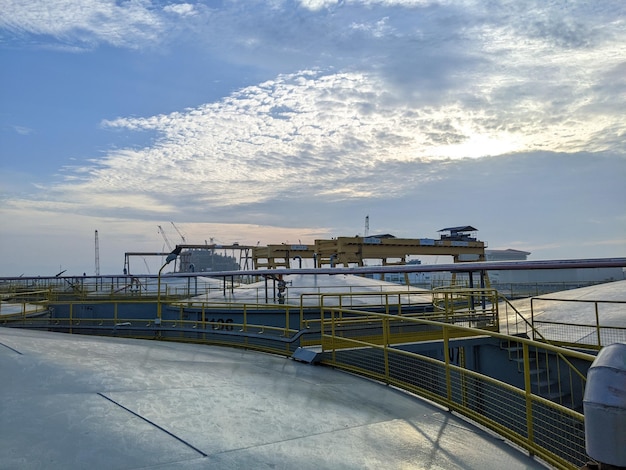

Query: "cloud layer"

xmin=1 ymin=0 xmax=625 ymax=275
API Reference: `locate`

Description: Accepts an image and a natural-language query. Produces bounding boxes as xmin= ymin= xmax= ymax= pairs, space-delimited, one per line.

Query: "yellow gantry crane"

xmin=252 ymin=227 xmax=486 ymax=269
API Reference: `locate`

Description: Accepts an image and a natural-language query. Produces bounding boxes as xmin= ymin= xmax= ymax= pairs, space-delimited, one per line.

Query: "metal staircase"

xmin=501 ymin=334 xmax=586 ymax=411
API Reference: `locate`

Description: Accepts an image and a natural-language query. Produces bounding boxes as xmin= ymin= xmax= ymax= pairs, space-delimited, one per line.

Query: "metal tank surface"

xmin=0 ymin=327 xmax=549 ymax=470
xmin=583 ymin=342 xmax=626 ymax=468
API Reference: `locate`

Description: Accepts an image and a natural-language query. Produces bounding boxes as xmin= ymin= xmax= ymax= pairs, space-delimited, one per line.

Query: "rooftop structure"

xmin=485 ymin=249 xmax=531 ymax=261
xmin=438 ymin=226 xmax=478 ymax=241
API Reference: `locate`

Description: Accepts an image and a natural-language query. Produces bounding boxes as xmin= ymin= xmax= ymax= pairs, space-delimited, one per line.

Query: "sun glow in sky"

xmin=0 ymin=0 xmax=625 ymax=275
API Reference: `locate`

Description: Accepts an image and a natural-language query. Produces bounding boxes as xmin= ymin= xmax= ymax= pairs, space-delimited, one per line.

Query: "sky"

xmin=1 ymin=0 xmax=625 ymax=276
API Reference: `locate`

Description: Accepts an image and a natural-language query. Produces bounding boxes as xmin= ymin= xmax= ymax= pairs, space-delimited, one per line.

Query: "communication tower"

xmin=94 ymin=230 xmax=100 ymax=275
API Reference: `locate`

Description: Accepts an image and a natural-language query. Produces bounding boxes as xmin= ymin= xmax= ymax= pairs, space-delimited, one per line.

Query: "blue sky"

xmin=1 ymin=0 xmax=625 ymax=276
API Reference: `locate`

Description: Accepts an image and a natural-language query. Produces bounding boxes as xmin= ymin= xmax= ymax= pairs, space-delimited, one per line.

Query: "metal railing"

xmin=426 ymin=286 xmax=624 ymax=356
xmin=0 ymin=290 xmax=601 ymax=469
xmin=298 ymin=288 xmax=430 ymax=307
xmin=0 ymin=289 xmax=50 ymax=319
xmin=486 ymin=281 xmax=613 ymax=299
xmin=4 ymin=301 xmax=305 ymax=357
xmin=530 ymin=297 xmax=626 ymax=350
xmin=315 ymin=307 xmax=595 ymax=470
xmin=0 ymin=275 xmax=225 ymax=301
xmin=431 ymin=287 xmax=499 ymax=329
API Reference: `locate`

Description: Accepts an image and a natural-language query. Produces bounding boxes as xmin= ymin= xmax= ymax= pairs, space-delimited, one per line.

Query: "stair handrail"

xmin=434 ymin=286 xmax=590 ymax=384
xmin=496 ymin=292 xmax=589 ymax=383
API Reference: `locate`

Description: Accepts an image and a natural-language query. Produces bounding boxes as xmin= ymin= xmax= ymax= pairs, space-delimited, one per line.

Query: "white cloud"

xmin=0 ymin=0 xmax=163 ymax=48
xmin=298 ymin=0 xmax=433 ymax=9
xmin=163 ymin=3 xmax=197 ymax=17
xmin=12 ymin=125 xmax=33 ymax=135
xmin=28 ymin=57 xmax=615 ymax=225
xmin=1 ymin=0 xmax=625 ymax=275
xmin=297 ymin=0 xmax=340 ymax=11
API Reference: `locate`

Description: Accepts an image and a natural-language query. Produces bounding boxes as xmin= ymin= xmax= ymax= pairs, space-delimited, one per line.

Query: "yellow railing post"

xmin=330 ymin=307 xmax=337 ymax=363
xmin=522 ymin=343 xmax=535 ymax=454
xmin=460 ymin=347 xmax=468 ymax=408
xmin=338 ymin=295 xmax=343 ymax=320
xmin=319 ymin=299 xmax=325 ymax=351
xmin=443 ymin=325 xmax=452 ymax=405
xmin=383 ymin=315 xmax=390 ymax=381
xmin=243 ymin=305 xmax=247 ymax=332
xmin=594 ymin=302 xmax=601 ymax=348
xmin=243 ymin=305 xmax=249 ymax=348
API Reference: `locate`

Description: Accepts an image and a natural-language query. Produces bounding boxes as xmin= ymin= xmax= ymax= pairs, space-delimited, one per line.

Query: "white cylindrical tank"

xmin=583 ymin=342 xmax=626 ymax=467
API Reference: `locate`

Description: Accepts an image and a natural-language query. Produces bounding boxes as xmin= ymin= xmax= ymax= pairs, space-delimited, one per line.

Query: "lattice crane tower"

xmin=94 ymin=230 xmax=100 ymax=276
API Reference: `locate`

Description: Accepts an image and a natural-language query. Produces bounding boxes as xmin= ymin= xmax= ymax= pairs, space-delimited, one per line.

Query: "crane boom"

xmin=171 ymin=222 xmax=186 ymax=243
xmin=157 ymin=225 xmax=172 ymax=250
